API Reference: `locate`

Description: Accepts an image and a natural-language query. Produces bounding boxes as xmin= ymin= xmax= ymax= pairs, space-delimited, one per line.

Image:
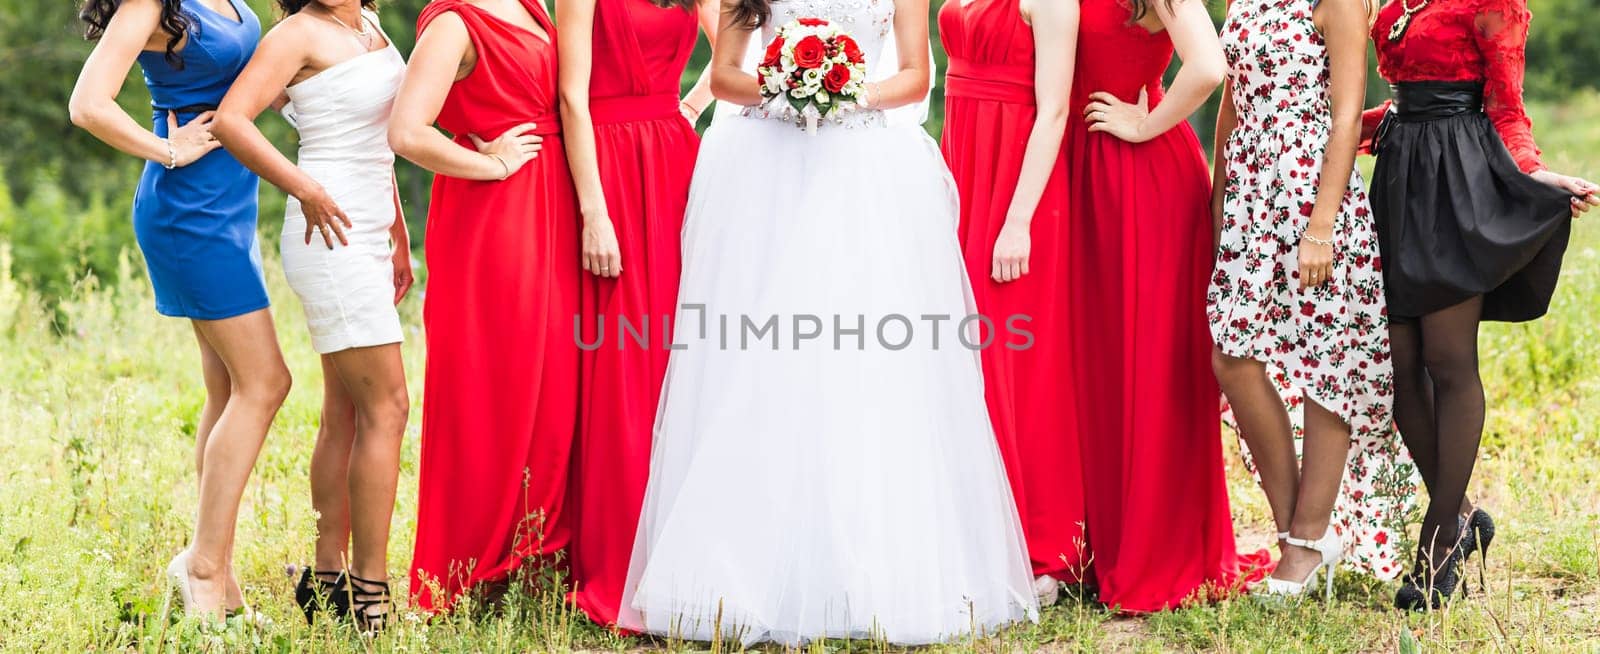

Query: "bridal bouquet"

xmin=756 ymin=17 xmax=868 ymax=133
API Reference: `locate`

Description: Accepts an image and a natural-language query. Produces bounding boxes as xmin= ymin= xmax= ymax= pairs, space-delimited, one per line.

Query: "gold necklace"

xmin=1387 ymin=0 xmax=1429 ymax=42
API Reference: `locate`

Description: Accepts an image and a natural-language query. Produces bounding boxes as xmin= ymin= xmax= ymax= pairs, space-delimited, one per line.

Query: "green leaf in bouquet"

xmin=786 ymin=92 xmax=811 ymax=118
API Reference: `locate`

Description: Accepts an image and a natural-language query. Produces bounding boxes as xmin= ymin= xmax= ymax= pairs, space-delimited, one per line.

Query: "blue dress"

xmin=132 ymin=0 xmax=266 ymax=320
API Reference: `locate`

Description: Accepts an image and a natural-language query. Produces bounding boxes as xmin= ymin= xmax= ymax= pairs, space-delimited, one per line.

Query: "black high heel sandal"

xmin=1394 ymin=543 xmax=1465 ymax=612
xmin=333 ymin=572 xmax=393 ymax=634
xmin=291 ymin=565 xmax=343 ymax=625
xmin=1459 ymin=509 xmax=1495 ymax=592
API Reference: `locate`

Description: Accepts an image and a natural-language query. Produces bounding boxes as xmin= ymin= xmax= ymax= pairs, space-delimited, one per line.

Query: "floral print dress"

xmin=1212 ymin=0 xmax=1419 ymax=580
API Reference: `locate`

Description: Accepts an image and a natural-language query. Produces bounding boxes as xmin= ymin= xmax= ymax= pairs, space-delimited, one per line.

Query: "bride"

xmin=618 ymin=0 xmax=1036 ymax=645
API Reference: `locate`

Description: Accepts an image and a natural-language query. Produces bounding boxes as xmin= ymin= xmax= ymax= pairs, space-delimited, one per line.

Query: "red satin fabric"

xmin=409 ymin=0 xmax=580 ymax=613
xmin=570 ymin=0 xmax=700 ymax=627
xmin=1063 ymin=0 xmax=1255 ymax=612
xmin=938 ymin=0 xmax=1089 ymax=583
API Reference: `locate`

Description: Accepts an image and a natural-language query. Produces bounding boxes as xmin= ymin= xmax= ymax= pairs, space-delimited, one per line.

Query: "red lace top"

xmin=1361 ymin=0 xmax=1544 ymax=172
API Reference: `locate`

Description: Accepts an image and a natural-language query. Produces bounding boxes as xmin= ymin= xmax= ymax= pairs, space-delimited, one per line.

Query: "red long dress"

xmin=937 ymin=0 xmax=1087 ymax=583
xmin=409 ymin=0 xmax=580 ymax=612
xmin=1064 ymin=0 xmax=1251 ymax=612
xmin=570 ymin=0 xmax=700 ymax=627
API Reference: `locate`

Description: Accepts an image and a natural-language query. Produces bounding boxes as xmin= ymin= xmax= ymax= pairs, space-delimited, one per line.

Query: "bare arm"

xmin=866 ymin=0 xmax=933 ymax=110
xmin=991 ymin=0 xmax=1077 ymax=283
xmin=1294 ymin=0 xmax=1368 ymax=289
xmin=1210 ymin=0 xmax=1238 ymax=243
xmin=68 ymin=0 xmax=218 ymax=166
xmin=1210 ymin=80 xmax=1236 ymax=244
xmin=388 ymin=12 xmax=542 ymax=180
xmin=679 ymin=0 xmax=721 ymax=120
xmin=1085 ymin=0 xmax=1225 ymax=142
xmin=557 ymin=0 xmax=624 ymax=277
xmin=389 ymin=174 xmax=414 ymax=303
xmin=1308 ymin=0 xmax=1366 ymax=242
xmin=708 ymin=0 xmax=762 ymax=106
xmin=214 ymin=18 xmax=355 ymax=248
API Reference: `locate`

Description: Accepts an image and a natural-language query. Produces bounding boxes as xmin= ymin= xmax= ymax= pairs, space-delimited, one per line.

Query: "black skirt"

xmin=1370 ymin=81 xmax=1573 ymax=323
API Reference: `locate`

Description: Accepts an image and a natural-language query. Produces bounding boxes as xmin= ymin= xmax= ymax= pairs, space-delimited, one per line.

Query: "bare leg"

xmin=1213 ymin=350 xmax=1299 ymax=539
xmin=187 ymin=326 xmax=252 ymax=611
xmin=310 ymin=355 xmax=357 ymax=574
xmin=1277 ymin=399 xmax=1352 ymax=580
xmin=183 ymin=310 xmax=292 ymax=617
xmin=324 ymin=343 xmax=408 ymax=583
xmin=191 ymin=324 xmax=230 ymax=481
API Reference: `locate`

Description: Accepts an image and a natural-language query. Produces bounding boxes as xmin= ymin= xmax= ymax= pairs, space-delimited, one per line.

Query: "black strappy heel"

xmin=291 ymin=565 xmax=343 ymax=624
xmin=333 ymin=572 xmax=393 ymax=634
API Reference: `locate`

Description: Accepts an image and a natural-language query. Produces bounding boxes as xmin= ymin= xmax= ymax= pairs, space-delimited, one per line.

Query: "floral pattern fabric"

xmin=1214 ymin=0 xmax=1420 ymax=580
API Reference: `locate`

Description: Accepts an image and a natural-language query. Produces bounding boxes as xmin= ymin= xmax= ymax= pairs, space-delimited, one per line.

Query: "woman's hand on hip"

xmin=469 ymin=123 xmax=544 ymax=179
xmin=296 ymin=185 xmax=352 ymax=249
xmin=167 ymin=111 xmax=222 ymax=167
xmin=1084 ymin=88 xmax=1152 ymax=143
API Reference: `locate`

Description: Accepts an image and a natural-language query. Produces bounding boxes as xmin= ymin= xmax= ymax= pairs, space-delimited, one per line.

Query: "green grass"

xmin=4 ymin=95 xmax=1600 ymax=653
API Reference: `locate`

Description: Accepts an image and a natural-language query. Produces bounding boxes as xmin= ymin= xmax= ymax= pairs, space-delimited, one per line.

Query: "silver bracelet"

xmin=163 ymin=138 xmax=177 ymax=170
xmin=1302 ymin=232 xmax=1334 ymax=247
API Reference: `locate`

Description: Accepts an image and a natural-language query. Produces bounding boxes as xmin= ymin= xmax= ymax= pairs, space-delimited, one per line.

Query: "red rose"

xmin=837 ymin=35 xmax=864 ymax=63
xmin=798 ymin=17 xmax=828 ymax=26
xmin=792 ymin=35 xmax=826 ymax=69
xmin=823 ymin=63 xmax=850 ymax=93
xmin=762 ymin=36 xmax=785 ymax=67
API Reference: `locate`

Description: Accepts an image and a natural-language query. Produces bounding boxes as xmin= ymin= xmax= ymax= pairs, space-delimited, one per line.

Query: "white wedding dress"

xmin=618 ymin=0 xmax=1036 ymax=645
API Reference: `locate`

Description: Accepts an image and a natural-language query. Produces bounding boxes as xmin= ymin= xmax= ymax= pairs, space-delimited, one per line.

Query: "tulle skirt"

xmin=618 ymin=115 xmax=1038 ymax=645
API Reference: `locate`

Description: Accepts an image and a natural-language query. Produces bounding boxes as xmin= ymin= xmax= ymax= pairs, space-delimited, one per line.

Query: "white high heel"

xmin=163 ymin=550 xmax=197 ymax=618
xmin=1260 ymin=530 xmax=1343 ymax=601
xmin=1032 ymin=574 xmax=1061 ymax=606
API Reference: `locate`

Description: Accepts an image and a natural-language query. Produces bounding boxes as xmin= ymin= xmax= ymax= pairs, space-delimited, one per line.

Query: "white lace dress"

xmin=617 ymin=0 xmax=1037 ymax=645
xmin=279 ymin=14 xmax=405 ymax=354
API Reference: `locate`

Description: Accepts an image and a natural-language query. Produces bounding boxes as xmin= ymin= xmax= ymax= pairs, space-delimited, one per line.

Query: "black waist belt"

xmin=1389 ymin=81 xmax=1484 ymax=122
xmin=154 ymin=103 xmax=219 ymax=114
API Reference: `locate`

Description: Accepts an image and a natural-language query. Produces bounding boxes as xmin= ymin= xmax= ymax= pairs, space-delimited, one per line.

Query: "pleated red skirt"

xmin=571 ymin=101 xmax=698 ymax=626
xmin=942 ymin=71 xmax=1088 ymax=582
xmin=410 ymin=131 xmax=581 ymax=612
xmin=1066 ymin=119 xmax=1261 ymax=612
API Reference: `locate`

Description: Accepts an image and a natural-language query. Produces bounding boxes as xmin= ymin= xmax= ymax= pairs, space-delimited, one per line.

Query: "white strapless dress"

xmin=279 ymin=20 xmax=405 ymax=354
xmin=618 ymin=0 xmax=1037 ymax=645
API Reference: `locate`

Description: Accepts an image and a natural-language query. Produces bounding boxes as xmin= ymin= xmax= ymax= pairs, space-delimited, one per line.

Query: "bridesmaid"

xmin=70 ymin=0 xmax=289 ymax=619
xmin=1210 ymin=0 xmax=1402 ymax=599
xmin=937 ymin=0 xmax=1081 ymax=605
xmin=388 ymin=0 xmax=579 ymax=611
xmin=556 ymin=0 xmax=715 ymax=626
xmin=212 ymin=0 xmax=410 ymax=630
xmin=1069 ymin=0 xmax=1252 ymax=611
xmin=1363 ymin=0 xmax=1598 ymax=609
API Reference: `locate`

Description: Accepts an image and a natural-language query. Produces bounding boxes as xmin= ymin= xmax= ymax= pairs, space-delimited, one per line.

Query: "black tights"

xmin=1390 ymin=296 xmax=1484 ymax=567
